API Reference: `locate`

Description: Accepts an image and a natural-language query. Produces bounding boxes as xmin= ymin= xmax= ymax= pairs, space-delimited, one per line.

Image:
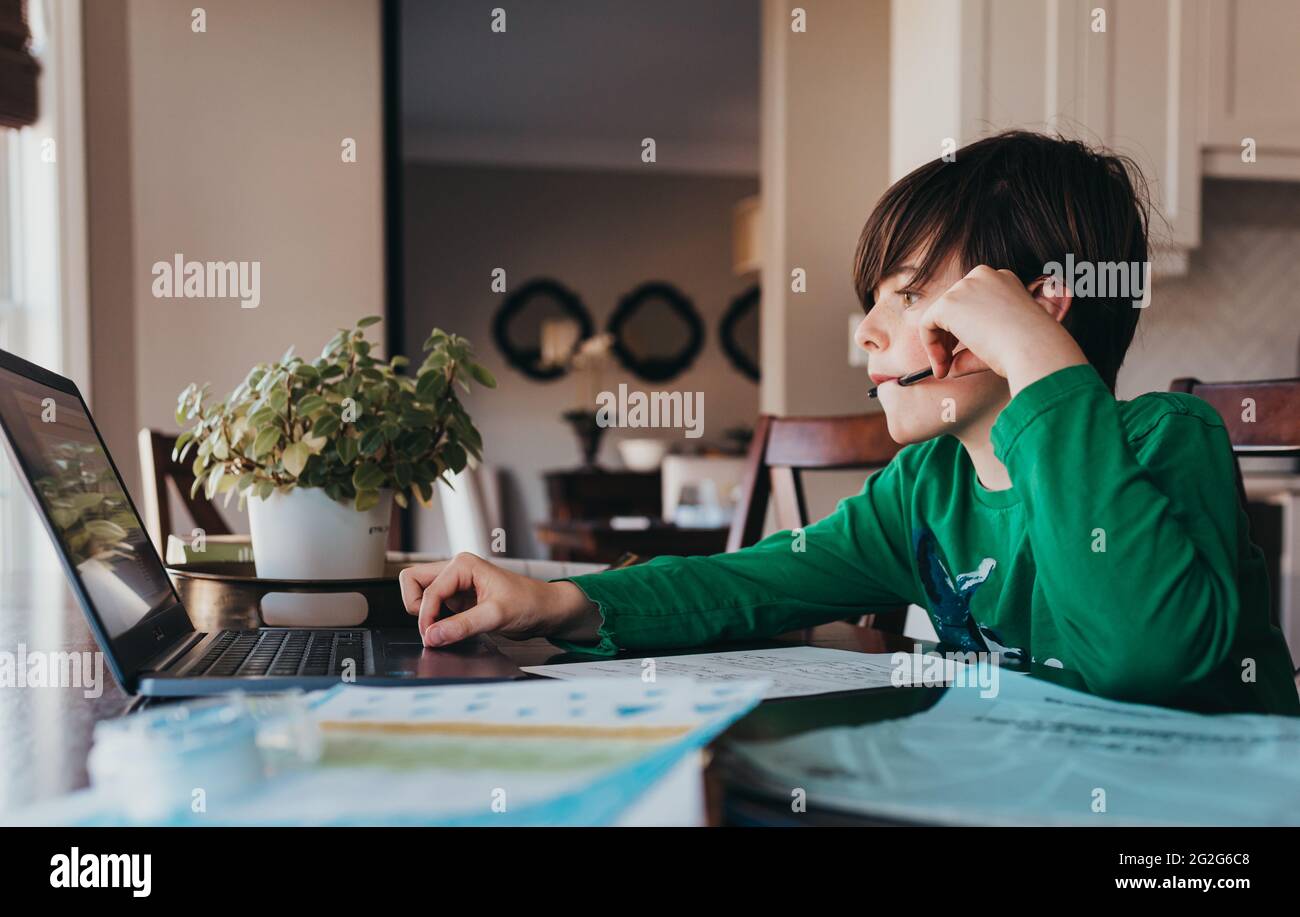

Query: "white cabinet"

xmin=1201 ymin=0 xmax=1300 ymax=180
xmin=891 ymin=0 xmax=1202 ymax=268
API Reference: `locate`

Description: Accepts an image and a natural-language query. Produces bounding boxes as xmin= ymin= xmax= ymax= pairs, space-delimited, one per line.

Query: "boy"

xmin=398 ymin=131 xmax=1300 ymax=715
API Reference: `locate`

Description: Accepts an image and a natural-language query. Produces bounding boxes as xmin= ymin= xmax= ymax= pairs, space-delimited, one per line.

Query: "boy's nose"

xmin=855 ymin=313 xmax=885 ymax=353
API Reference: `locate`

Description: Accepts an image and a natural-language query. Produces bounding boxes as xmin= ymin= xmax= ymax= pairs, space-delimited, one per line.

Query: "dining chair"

xmin=1169 ymin=376 xmax=1300 ymax=504
xmin=1170 ymin=376 xmax=1300 ymax=675
xmin=728 ymin=412 xmax=906 ymax=632
xmin=137 ymin=429 xmax=234 ymax=552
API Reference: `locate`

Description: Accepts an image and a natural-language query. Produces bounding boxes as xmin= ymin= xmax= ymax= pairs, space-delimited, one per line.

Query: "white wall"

xmin=760 ymin=0 xmax=892 ymax=521
xmin=86 ymin=0 xmax=385 ymax=512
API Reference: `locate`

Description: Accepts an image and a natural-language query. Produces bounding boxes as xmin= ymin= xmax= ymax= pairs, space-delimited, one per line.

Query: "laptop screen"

xmin=0 ymin=362 xmax=180 ymax=639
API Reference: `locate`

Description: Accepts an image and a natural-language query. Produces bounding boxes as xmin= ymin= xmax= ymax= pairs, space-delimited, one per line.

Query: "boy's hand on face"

xmin=917 ymin=265 xmax=1087 ymax=397
xmin=398 ymin=553 xmax=602 ymax=648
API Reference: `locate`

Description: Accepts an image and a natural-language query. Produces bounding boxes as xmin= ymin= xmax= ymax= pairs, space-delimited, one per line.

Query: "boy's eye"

xmin=900 ymin=290 xmax=921 ymax=307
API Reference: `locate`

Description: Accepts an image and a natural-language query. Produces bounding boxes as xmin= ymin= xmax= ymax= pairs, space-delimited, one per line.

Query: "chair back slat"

xmin=1169 ymin=377 xmax=1300 ymax=456
xmin=137 ymin=428 xmax=232 ymax=552
xmin=727 ymin=412 xmax=905 ymax=633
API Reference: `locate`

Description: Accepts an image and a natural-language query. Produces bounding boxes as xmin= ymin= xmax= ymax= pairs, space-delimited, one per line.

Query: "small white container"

xmin=87 ymin=692 xmax=321 ymax=824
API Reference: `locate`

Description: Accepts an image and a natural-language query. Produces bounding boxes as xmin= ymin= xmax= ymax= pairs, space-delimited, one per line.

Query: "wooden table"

xmin=0 ymin=566 xmax=919 ymax=823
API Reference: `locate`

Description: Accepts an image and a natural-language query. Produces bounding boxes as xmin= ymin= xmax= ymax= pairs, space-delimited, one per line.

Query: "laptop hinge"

xmin=143 ymin=631 xmax=207 ymax=674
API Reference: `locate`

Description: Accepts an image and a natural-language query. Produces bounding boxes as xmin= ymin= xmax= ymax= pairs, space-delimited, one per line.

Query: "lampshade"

xmin=732 ymin=195 xmax=761 ymax=276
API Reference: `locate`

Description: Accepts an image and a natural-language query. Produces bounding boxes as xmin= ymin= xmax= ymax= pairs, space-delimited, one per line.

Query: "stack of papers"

xmin=726 ymin=670 xmax=1300 ymax=825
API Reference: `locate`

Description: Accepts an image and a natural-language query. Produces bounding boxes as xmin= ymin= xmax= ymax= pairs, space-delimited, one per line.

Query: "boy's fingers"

xmin=947 ymin=346 xmax=991 ymax=380
xmin=423 ymin=601 xmax=506 ymax=647
xmin=919 ymin=325 xmax=957 ymax=379
xmin=399 ymin=563 xmax=445 ymax=614
xmin=417 ymin=558 xmax=478 ymax=637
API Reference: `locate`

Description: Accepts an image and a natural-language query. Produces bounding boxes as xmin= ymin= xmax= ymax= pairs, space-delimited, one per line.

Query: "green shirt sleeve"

xmin=991 ymin=363 xmax=1245 ymax=704
xmin=551 ymin=457 xmax=919 ymax=656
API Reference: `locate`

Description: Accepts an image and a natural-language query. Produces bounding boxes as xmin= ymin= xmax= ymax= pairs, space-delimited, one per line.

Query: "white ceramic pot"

xmin=246 ymin=486 xmax=393 ymax=627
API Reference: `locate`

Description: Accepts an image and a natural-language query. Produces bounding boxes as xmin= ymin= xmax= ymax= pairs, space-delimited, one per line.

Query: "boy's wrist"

xmin=1004 ymin=335 xmax=1087 ymax=398
xmin=546 ymin=580 xmax=602 ymax=643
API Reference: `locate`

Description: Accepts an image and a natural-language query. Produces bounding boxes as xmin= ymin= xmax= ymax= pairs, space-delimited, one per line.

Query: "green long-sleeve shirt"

xmin=559 ymin=364 xmax=1300 ymax=715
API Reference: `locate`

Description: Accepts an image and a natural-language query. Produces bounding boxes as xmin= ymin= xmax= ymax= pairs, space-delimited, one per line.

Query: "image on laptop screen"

xmin=0 ymin=363 xmax=178 ymax=638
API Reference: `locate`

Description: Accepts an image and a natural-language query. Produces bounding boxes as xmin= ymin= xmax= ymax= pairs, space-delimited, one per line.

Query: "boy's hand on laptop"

xmin=399 ymin=554 xmax=601 ymax=648
xmin=917 ymin=265 xmax=1087 ymax=396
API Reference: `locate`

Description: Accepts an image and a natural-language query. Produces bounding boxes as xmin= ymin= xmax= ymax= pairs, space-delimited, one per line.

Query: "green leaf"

xmin=282 ymin=441 xmax=311 ymax=477
xmin=170 ymin=431 xmax=194 ymax=462
xmin=335 ymin=435 xmax=359 ymax=466
xmin=248 ymin=406 xmax=277 ymax=430
xmin=466 ymin=362 xmax=497 ymax=388
xmin=312 ymin=413 xmax=341 ymax=438
xmin=205 ymin=465 xmax=224 ymax=501
xmin=415 ymin=371 xmax=445 ymax=402
xmin=296 ymin=394 xmax=328 ymax=417
xmin=357 ymin=315 xmax=382 ymax=328
xmin=352 ymin=461 xmax=386 ymax=492
xmin=359 ymin=428 xmax=386 ymax=456
xmin=443 ymin=442 xmax=467 ymax=474
xmin=252 ymin=426 xmax=282 ymax=459
xmin=354 ymin=489 xmax=380 ymax=513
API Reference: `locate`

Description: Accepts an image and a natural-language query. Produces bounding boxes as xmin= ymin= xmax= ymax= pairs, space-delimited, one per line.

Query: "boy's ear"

xmin=1026 ymin=274 xmax=1073 ymax=324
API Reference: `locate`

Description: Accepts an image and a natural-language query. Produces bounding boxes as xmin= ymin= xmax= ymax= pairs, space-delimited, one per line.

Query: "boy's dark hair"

xmin=852 ymin=130 xmax=1151 ymax=392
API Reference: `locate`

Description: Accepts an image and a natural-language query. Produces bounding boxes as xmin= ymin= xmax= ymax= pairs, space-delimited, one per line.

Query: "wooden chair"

xmin=137 ymin=429 xmax=234 ymax=552
xmin=727 ymin=413 xmax=906 ymax=631
xmin=1169 ymin=377 xmax=1300 ymax=505
xmin=1170 ymin=377 xmax=1300 ymax=676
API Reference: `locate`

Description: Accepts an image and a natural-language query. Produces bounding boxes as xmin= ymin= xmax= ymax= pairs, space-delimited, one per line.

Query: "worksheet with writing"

xmin=524 ymin=646 xmax=923 ymax=699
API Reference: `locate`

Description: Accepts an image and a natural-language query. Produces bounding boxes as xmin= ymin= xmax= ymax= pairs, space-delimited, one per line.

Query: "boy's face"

xmin=856 ymin=257 xmax=1010 ymax=445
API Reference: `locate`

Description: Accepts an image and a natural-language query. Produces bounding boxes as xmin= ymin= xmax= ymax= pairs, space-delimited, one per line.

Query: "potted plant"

xmin=175 ymin=316 xmax=495 ymax=624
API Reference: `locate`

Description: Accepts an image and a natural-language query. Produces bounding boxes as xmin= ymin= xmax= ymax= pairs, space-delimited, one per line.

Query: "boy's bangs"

xmin=852 ymin=162 xmax=973 ymax=310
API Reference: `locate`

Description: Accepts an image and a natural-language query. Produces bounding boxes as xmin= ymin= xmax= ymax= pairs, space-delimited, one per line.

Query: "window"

xmin=0 ymin=0 xmax=88 ymax=578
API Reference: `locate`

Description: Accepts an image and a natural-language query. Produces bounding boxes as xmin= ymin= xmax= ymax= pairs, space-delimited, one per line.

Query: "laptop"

xmin=0 ymin=347 xmax=523 ymax=696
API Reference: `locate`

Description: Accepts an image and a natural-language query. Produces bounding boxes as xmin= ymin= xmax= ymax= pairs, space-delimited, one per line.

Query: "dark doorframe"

xmin=381 ymin=0 xmax=413 ymax=550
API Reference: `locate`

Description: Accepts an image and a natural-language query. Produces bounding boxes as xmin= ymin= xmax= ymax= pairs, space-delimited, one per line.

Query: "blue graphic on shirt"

xmin=913 ymin=527 xmax=1024 ymax=663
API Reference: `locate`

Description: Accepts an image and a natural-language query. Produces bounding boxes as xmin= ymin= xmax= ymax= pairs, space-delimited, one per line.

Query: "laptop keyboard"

xmin=189 ymin=630 xmax=368 ymax=678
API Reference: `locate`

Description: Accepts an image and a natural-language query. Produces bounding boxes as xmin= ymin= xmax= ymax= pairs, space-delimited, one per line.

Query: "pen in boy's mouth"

xmin=867 ymin=366 xmax=934 ymax=398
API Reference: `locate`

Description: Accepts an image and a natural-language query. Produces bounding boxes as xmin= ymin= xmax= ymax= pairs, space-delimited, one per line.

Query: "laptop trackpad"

xmin=381 ymin=637 xmax=520 ymax=679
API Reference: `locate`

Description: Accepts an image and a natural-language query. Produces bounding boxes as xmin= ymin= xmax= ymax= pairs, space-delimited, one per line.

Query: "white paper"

xmin=729 ymin=670 xmax=1300 ymax=826
xmin=524 ymin=646 xmax=917 ymax=700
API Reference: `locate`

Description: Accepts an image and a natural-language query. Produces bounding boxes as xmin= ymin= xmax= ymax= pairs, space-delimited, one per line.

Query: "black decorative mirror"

xmin=720 ymin=285 xmax=760 ymax=382
xmin=491 ymin=278 xmax=594 ymax=381
xmin=607 ymin=282 xmax=704 ymax=383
